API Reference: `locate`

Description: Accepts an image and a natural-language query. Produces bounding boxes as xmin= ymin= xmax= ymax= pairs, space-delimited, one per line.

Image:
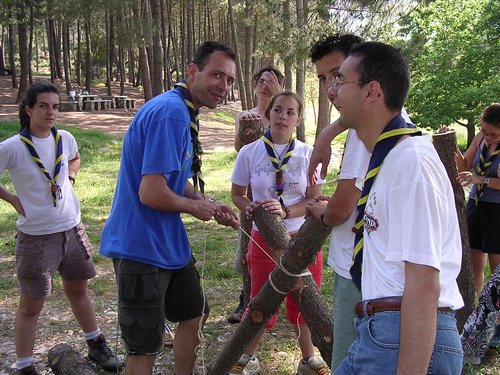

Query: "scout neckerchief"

xmin=261 ymin=129 xmax=295 ymax=206
xmin=350 ymin=114 xmax=421 ymax=291
xmin=473 ymin=140 xmax=500 ymax=205
xmin=174 ymin=80 xmax=204 ymax=195
xmin=20 ymin=126 xmax=63 ymax=207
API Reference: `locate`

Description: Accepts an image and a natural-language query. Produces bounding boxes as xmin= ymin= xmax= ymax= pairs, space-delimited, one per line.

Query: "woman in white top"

xmin=0 ymin=82 xmax=121 ymax=374
xmin=230 ymin=92 xmax=328 ymax=375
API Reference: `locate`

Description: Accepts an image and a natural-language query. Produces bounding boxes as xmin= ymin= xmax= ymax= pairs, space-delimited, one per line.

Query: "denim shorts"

xmin=113 ymin=257 xmax=209 ymax=355
xmin=334 ymin=311 xmax=463 ymax=374
xmin=16 ymin=223 xmax=96 ymax=297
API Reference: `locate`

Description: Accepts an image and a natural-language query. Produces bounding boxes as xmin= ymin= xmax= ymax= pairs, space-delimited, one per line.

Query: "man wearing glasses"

xmin=307 ymin=35 xmax=415 ymax=372
xmin=325 ymin=41 xmax=463 ymax=374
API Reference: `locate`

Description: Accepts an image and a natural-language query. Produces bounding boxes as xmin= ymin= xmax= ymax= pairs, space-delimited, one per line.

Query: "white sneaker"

xmin=296 ymin=355 xmax=329 ymax=375
xmin=230 ymin=353 xmax=260 ymax=375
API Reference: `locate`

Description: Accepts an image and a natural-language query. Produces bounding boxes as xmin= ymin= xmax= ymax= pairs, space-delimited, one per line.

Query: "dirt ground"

xmin=0 ymin=76 xmax=342 ymax=374
xmin=0 ymin=76 xmax=238 ymax=152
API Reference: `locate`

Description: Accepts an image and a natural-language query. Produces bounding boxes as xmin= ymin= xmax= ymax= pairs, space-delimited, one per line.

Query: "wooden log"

xmin=239 ymin=211 xmax=252 ymax=307
xmin=432 ymin=130 xmax=475 ymax=330
xmin=48 ymin=343 xmax=101 ymax=375
xmin=208 ymin=206 xmax=332 ymax=374
xmin=239 ymin=118 xmax=264 ymax=146
xmin=237 ymin=118 xmax=263 ymax=307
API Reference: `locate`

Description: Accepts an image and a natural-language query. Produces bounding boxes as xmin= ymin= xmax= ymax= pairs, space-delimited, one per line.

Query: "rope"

xmin=238 ymin=226 xmax=312 ymax=278
xmin=195 ymin=220 xmax=209 ymax=375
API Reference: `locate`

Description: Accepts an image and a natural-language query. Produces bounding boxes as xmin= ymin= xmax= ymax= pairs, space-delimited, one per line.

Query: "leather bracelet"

xmin=68 ymin=176 xmax=76 ymax=185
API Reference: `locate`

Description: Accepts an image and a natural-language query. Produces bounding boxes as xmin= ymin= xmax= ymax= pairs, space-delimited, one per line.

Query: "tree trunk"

xmin=62 ymin=22 xmax=72 ymax=95
xmin=54 ymin=21 xmax=63 ymax=79
xmin=15 ymin=0 xmax=29 ymax=103
xmin=48 ymin=343 xmax=100 ymax=375
xmin=8 ymin=23 xmax=17 ymax=88
xmin=432 ymin=130 xmax=475 ymax=331
xmin=316 ymin=82 xmax=330 ymax=141
xmin=167 ymin=0 xmax=180 ymax=83
xmin=84 ymin=20 xmax=92 ymax=93
xmin=45 ymin=19 xmax=55 ymax=82
xmin=128 ymin=47 xmax=135 ymax=85
xmin=105 ymin=13 xmax=113 ymax=96
xmin=186 ymin=0 xmax=194 ymax=63
xmin=282 ymin=0 xmax=292 ymax=91
xmin=1 ymin=26 xmax=6 ymax=73
xmin=28 ymin=2 xmax=33 ymax=84
xmin=149 ymin=0 xmax=163 ymax=97
xmin=227 ymin=0 xmax=248 ymax=109
xmin=295 ymin=0 xmax=306 ymax=142
xmin=464 ymin=118 xmax=475 ymax=149
xmin=76 ymin=20 xmax=82 ymax=87
xmin=160 ymin=0 xmax=172 ymax=90
xmin=243 ymin=0 xmax=253 ymax=109
xmin=209 ymin=207 xmax=333 ymax=374
xmin=119 ymin=46 xmax=126 ymax=96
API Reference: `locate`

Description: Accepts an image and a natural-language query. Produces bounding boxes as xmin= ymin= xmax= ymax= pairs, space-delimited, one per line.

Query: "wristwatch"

xmin=483 ymin=177 xmax=491 ymax=185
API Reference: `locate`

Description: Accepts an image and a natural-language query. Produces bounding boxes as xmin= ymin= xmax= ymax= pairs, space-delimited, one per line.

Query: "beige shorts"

xmin=16 ymin=222 xmax=96 ymax=297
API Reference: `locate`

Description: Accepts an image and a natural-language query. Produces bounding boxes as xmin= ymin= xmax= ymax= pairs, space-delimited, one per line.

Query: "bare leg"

xmin=15 ymin=294 xmax=45 ymax=358
xmin=125 ymin=355 xmax=155 ymax=375
xmin=173 ymin=314 xmax=209 ymax=375
xmin=471 ymin=249 xmax=487 ymax=294
xmin=488 ymin=254 xmax=500 ymax=277
xmin=294 ymin=323 xmax=315 ymax=359
xmin=63 ymin=279 xmax=98 ymax=333
xmin=240 ymin=327 xmax=265 ymax=357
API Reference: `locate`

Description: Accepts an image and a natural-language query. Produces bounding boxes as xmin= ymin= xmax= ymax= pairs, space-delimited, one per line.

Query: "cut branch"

xmin=208 ymin=206 xmax=332 ymax=374
xmin=432 ymin=130 xmax=475 ymax=330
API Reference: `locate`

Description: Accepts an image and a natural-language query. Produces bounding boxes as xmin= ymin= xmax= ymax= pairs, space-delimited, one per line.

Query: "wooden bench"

xmin=59 ymin=101 xmax=79 ymax=112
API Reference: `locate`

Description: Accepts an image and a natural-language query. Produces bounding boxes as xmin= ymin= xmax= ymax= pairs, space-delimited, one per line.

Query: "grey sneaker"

xmin=296 ymin=355 xmax=330 ymax=375
xmin=230 ymin=353 xmax=260 ymax=375
xmin=87 ymin=334 xmax=124 ymax=371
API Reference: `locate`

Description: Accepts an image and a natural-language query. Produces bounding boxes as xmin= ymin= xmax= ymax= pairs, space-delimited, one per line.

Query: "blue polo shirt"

xmin=99 ymin=90 xmax=194 ymax=269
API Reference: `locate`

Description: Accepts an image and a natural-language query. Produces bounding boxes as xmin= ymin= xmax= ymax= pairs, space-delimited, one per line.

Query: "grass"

xmin=0 ymin=116 xmax=498 ymax=374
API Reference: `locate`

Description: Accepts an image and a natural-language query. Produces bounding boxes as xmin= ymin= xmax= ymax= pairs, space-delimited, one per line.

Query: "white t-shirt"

xmin=231 ymin=138 xmax=323 ymax=233
xmin=0 ymin=129 xmax=81 ymax=235
xmin=328 ymin=110 xmax=411 ymax=278
xmin=328 ymin=129 xmax=370 ymax=278
xmin=360 ymin=135 xmax=464 ymax=310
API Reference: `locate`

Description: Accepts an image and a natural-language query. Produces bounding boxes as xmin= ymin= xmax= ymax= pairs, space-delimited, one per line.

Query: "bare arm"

xmin=285 ymin=183 xmax=322 ymax=219
xmin=139 ymin=174 xmax=218 ymax=221
xmin=308 ymin=119 xmax=347 ymax=184
xmin=397 ymin=262 xmax=440 ymax=375
xmin=305 ymin=178 xmax=360 ymax=227
xmin=68 ymin=151 xmax=81 ymax=178
xmin=231 ymin=183 xmax=252 ymax=212
xmin=456 ymin=132 xmax=482 ymax=172
xmin=0 ymin=184 xmax=25 ymax=216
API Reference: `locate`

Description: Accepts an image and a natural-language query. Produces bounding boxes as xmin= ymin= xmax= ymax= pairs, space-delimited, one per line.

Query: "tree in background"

xmin=396 ymin=0 xmax=499 ymax=146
